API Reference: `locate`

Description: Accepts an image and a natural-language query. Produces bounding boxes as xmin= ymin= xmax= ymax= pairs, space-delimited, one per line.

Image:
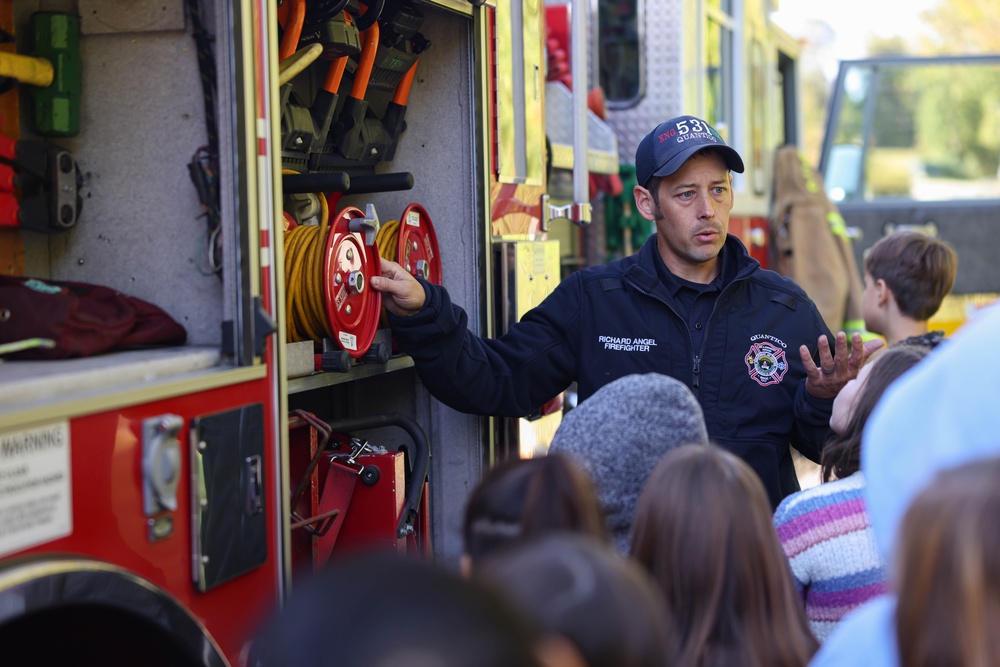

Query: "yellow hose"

xmin=283 ymin=170 xmax=332 ymax=343
xmin=376 ymin=218 xmax=400 ymax=262
xmin=278 ymin=43 xmax=324 ymax=87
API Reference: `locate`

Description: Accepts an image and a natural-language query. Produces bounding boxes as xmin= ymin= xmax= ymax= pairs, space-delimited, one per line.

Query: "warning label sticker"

xmin=0 ymin=422 xmax=72 ymax=558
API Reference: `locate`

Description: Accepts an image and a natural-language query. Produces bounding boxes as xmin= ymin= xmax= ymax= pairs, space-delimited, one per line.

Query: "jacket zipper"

xmin=693 ymin=282 xmax=738 ymax=390
xmin=624 ymin=272 xmax=748 ymax=395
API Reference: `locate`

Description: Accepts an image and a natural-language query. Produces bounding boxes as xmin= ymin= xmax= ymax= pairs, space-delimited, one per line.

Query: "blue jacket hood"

xmin=863 ymin=302 xmax=1000 ymax=559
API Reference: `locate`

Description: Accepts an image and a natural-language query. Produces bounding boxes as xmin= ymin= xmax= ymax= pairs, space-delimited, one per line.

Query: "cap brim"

xmin=653 ymin=144 xmax=745 ymax=178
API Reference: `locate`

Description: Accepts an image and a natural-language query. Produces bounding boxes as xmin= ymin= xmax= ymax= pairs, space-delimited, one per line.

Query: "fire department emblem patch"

xmin=745 ymin=341 xmax=788 ymax=386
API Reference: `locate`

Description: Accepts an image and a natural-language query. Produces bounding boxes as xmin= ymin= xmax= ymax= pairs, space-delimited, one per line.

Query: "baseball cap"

xmin=634 ymin=115 xmax=745 ymax=187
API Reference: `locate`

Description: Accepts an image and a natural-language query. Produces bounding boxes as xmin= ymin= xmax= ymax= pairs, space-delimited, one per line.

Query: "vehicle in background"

xmin=819 ymin=54 xmax=1000 ymax=332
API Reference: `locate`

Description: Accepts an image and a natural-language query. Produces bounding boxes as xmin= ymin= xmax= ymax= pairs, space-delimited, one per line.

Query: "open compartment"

xmin=0 ymin=0 xmax=267 ymax=421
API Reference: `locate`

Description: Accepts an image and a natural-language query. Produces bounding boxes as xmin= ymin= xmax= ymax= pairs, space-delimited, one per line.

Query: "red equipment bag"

xmin=0 ymin=275 xmax=187 ymax=359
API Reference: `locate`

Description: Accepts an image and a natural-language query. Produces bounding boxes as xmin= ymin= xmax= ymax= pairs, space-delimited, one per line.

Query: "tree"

xmin=917 ymin=0 xmax=1000 ymax=55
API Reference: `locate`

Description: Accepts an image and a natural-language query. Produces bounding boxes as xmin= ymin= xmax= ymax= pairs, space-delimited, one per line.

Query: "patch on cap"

xmin=635 ymin=115 xmax=745 ymax=186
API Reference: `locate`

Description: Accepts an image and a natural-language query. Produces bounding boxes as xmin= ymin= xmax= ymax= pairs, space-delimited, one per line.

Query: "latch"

xmin=142 ymin=414 xmax=184 ymax=516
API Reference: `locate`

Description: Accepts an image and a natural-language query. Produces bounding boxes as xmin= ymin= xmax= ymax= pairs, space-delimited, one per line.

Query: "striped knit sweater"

xmin=772 ymin=471 xmax=888 ymax=641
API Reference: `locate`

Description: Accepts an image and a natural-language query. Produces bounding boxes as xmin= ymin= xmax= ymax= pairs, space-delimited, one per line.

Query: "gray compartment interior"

xmin=4 ymin=0 xmax=487 ymax=562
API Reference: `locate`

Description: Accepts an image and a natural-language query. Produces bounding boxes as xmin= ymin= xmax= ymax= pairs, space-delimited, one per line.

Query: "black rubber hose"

xmin=323 ymin=411 xmax=431 ymax=539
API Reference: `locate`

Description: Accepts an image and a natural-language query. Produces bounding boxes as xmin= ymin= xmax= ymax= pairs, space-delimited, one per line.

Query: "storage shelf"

xmin=288 ymin=355 xmax=415 ymax=394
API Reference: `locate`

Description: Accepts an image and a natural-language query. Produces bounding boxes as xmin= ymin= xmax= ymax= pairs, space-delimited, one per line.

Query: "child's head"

xmin=253 ymin=551 xmax=543 ymax=667
xmin=477 ymin=534 xmax=671 ymax=667
xmin=895 ymin=456 xmax=1000 ymax=667
xmin=461 ymin=453 xmax=607 ymax=573
xmin=823 ymin=345 xmax=929 ymax=482
xmin=630 ymin=444 xmax=817 ymax=667
xmin=548 ymin=373 xmax=709 ymax=552
xmin=863 ymin=231 xmax=957 ymax=331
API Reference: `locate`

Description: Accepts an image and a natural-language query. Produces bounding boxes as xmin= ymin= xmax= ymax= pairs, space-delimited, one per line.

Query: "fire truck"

xmin=0 ymin=0 xmax=800 ymax=664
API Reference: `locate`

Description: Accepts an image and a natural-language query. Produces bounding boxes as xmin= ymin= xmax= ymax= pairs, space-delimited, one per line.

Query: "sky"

xmin=771 ymin=0 xmax=940 ymax=78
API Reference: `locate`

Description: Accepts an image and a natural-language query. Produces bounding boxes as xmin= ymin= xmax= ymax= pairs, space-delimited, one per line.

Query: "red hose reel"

xmin=323 ymin=205 xmax=382 ymax=358
xmin=396 ymin=202 xmax=441 ymax=284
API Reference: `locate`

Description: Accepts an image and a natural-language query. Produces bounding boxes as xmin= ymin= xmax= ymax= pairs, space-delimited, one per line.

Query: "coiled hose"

xmin=283 ymin=170 xmax=333 ymax=343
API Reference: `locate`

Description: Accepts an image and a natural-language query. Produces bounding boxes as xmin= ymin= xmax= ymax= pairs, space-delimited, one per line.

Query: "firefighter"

xmin=371 ymin=114 xmax=883 ymax=507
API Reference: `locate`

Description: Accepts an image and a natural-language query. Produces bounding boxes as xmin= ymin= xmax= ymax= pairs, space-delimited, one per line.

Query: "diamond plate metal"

xmin=602 ymin=0 xmax=687 ymax=165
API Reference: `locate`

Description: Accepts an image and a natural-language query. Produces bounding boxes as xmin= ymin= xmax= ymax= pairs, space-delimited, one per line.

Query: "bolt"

xmin=348 ymin=270 xmax=364 ymax=294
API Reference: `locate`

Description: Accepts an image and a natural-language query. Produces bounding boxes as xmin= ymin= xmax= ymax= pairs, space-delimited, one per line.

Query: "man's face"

xmin=637 ymin=152 xmax=734 ymax=282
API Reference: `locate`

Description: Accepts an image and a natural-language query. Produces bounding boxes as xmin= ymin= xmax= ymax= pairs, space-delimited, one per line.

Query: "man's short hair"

xmin=864 ymin=230 xmax=957 ymax=321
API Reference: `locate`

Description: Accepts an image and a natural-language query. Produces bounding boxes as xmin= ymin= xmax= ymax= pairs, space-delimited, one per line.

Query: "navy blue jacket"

xmin=389 ymin=234 xmax=835 ymax=506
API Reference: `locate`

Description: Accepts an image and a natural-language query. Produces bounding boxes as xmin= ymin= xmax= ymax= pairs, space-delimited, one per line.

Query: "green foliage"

xmin=918 ymin=0 xmax=1000 ymax=55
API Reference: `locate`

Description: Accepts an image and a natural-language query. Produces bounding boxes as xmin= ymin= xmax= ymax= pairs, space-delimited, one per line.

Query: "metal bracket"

xmin=349 ymin=203 xmax=381 ymax=246
xmin=252 ymin=296 xmax=277 ymax=357
xmin=542 ymin=193 xmax=592 ymax=231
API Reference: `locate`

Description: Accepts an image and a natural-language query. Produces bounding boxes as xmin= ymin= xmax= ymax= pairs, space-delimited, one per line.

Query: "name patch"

xmin=598 ymin=335 xmax=657 ymax=352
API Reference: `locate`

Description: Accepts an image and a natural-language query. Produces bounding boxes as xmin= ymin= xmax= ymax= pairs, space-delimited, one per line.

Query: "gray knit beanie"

xmin=548 ymin=373 xmax=709 ymax=552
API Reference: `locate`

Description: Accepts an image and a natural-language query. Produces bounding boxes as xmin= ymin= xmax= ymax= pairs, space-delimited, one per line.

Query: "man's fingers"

xmin=371 ymin=260 xmax=407 ymax=293
xmin=799 ymin=344 xmax=817 ymax=372
xmin=368 ymin=258 xmax=426 ymax=315
xmin=816 ymin=334 xmax=834 ymax=370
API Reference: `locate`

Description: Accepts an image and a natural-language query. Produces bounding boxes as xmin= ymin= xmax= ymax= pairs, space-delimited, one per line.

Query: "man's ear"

xmin=633 ymin=185 xmax=657 ymax=221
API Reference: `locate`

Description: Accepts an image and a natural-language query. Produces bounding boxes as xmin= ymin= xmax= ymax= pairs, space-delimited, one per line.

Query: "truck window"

xmin=819 ymin=55 xmax=1000 ymax=327
xmin=824 ymin=59 xmax=1000 ymax=204
xmin=599 ymin=0 xmax=643 ymax=106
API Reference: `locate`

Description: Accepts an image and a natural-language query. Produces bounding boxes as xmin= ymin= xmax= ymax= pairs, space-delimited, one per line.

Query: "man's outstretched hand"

xmin=370 ymin=259 xmax=427 ymax=317
xmin=800 ymin=331 xmax=885 ymax=399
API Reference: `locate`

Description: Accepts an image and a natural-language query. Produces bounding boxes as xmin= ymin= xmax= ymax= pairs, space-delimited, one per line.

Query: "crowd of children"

xmin=252 ymin=230 xmax=1000 ymax=667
